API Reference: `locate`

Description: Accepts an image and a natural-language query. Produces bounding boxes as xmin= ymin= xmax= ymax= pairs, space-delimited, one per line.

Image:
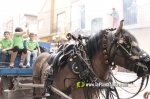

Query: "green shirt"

xmin=26 ymin=40 xmax=39 ymax=50
xmin=0 ymin=39 xmax=13 ymax=49
xmin=13 ymin=32 xmax=24 ymax=49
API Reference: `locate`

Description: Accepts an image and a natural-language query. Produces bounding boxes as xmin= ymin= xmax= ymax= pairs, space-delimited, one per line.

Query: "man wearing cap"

xmin=0 ymin=31 xmax=13 ymax=63
xmin=26 ymin=32 xmax=41 ymax=68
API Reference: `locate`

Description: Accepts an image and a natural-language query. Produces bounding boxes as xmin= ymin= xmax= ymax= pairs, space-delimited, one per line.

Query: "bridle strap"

xmin=117 ymin=42 xmax=132 ymax=56
xmin=140 ymin=75 xmax=149 ymax=91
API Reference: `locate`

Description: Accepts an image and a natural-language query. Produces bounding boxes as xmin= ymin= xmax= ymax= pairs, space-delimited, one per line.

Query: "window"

xmin=80 ymin=5 xmax=85 ymax=29
xmin=38 ymin=20 xmax=43 ymax=29
xmin=57 ymin=12 xmax=65 ymax=32
xmin=91 ymin=18 xmax=103 ymax=34
xmin=123 ymin=0 xmax=138 ymax=25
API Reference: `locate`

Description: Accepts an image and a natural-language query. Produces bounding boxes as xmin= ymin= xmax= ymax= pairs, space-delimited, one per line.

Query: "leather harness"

xmin=40 ymin=29 xmax=150 ymax=99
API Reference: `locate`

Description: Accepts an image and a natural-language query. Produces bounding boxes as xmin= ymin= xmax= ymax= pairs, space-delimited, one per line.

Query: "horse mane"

xmin=85 ymin=30 xmax=104 ymax=60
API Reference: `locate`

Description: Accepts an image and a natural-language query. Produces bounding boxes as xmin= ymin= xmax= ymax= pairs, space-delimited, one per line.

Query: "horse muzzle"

xmin=138 ymin=51 xmax=150 ymax=75
xmin=129 ymin=51 xmax=150 ymax=77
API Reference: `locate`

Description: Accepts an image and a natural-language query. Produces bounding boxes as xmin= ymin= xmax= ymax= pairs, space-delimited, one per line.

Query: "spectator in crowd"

xmin=111 ymin=8 xmax=119 ymax=28
xmin=26 ymin=32 xmax=41 ymax=68
xmin=0 ymin=31 xmax=13 ymax=63
xmin=9 ymin=23 xmax=29 ymax=68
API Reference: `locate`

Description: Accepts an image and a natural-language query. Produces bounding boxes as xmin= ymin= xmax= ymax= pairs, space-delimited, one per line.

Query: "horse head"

xmin=110 ymin=20 xmax=150 ymax=77
xmin=86 ymin=20 xmax=150 ymax=78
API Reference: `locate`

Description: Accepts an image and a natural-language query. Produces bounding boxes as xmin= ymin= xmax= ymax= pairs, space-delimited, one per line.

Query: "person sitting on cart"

xmin=0 ymin=31 xmax=13 ymax=63
xmin=9 ymin=23 xmax=29 ymax=68
xmin=26 ymin=32 xmax=41 ymax=68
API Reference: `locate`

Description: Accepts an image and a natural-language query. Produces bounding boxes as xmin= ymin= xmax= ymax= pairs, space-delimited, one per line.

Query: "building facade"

xmin=0 ymin=18 xmax=13 ymax=39
xmin=37 ymin=0 xmax=150 ymax=72
xmin=37 ymin=0 xmax=53 ymax=41
xmin=37 ymin=0 xmax=150 ymax=50
xmin=19 ymin=14 xmax=38 ymax=34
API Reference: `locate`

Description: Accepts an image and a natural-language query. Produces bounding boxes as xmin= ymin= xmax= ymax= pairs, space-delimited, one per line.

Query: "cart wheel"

xmin=1 ymin=76 xmax=14 ymax=97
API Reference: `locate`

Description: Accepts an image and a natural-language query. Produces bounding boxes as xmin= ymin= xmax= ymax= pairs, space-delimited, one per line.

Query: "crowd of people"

xmin=0 ymin=23 xmax=40 ymax=68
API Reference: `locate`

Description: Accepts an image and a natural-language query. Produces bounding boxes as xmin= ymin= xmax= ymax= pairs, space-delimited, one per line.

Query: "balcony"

xmin=123 ymin=3 xmax=150 ymax=29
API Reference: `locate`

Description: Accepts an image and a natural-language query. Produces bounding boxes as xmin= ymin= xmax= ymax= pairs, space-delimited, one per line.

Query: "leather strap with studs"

xmin=102 ymin=30 xmax=109 ymax=65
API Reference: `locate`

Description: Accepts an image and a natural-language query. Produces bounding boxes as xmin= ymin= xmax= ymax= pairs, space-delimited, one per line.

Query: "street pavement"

xmin=112 ymin=72 xmax=150 ymax=99
xmin=1 ymin=72 xmax=149 ymax=99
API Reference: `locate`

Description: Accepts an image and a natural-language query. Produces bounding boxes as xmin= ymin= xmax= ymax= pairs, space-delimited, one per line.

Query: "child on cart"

xmin=0 ymin=31 xmax=13 ymax=64
xmin=9 ymin=23 xmax=29 ymax=68
xmin=26 ymin=32 xmax=41 ymax=68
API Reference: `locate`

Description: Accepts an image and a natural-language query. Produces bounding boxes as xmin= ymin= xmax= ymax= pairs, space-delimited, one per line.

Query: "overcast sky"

xmin=0 ymin=0 xmax=46 ymax=22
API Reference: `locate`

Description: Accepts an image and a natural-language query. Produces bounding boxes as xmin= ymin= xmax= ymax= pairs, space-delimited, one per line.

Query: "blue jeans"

xmin=0 ymin=49 xmax=12 ymax=62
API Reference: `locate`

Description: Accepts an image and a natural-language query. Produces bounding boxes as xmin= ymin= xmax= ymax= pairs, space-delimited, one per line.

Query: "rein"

xmin=111 ymin=71 xmax=140 ymax=84
xmin=110 ymin=76 xmax=148 ymax=99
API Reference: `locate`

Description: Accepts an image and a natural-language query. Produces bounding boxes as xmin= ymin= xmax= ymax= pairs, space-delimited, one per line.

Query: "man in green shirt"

xmin=26 ymin=33 xmax=41 ymax=68
xmin=9 ymin=23 xmax=29 ymax=68
xmin=0 ymin=31 xmax=13 ymax=63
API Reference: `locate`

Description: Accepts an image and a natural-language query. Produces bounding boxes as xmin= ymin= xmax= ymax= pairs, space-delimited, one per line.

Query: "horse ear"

xmin=115 ymin=20 xmax=124 ymax=36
